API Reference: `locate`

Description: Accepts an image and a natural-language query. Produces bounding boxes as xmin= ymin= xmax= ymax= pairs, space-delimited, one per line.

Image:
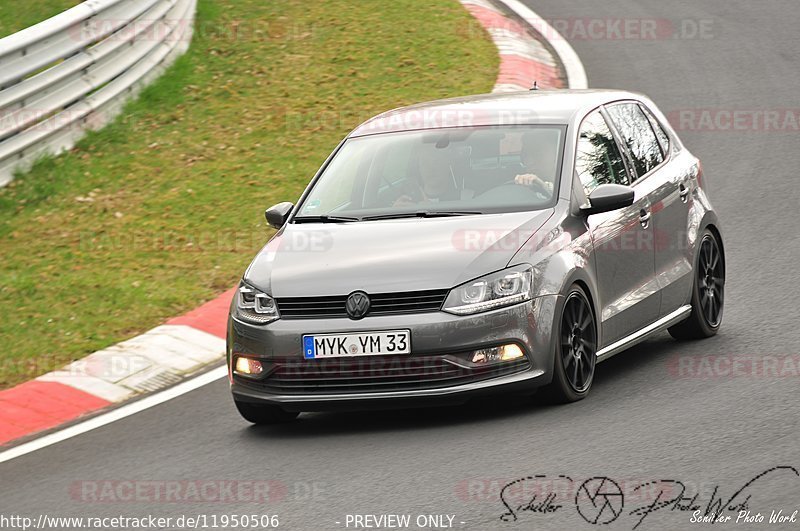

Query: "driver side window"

xmin=575 ymin=110 xmax=629 ymax=195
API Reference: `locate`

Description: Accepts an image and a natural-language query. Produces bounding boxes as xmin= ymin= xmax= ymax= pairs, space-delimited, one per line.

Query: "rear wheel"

xmin=543 ymin=284 xmax=597 ymax=403
xmin=235 ymin=400 xmax=299 ymax=424
xmin=668 ymin=229 xmax=725 ymax=340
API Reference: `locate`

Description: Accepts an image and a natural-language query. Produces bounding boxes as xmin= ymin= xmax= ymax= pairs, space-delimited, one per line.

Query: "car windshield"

xmin=294 ymin=125 xmax=565 ymax=220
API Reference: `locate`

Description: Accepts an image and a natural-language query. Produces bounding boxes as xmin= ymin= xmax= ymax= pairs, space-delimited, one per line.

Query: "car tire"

xmin=235 ymin=400 xmax=299 ymax=424
xmin=668 ymin=229 xmax=725 ymax=340
xmin=542 ymin=284 xmax=597 ymax=403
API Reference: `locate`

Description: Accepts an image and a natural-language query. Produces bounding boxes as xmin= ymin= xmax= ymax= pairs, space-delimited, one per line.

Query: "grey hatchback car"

xmin=227 ymin=90 xmax=724 ymax=424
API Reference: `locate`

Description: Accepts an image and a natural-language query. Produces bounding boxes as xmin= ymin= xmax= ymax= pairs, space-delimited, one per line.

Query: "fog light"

xmin=234 ymin=356 xmax=263 ymax=376
xmin=500 ymin=344 xmax=524 ymax=361
xmin=471 ymin=344 xmax=525 ymax=364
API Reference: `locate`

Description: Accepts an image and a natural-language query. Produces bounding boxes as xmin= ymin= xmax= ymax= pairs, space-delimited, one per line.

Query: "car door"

xmin=605 ymin=101 xmax=692 ymax=318
xmin=575 ymin=109 xmax=660 ymax=346
xmin=640 ymin=103 xmax=695 ymax=314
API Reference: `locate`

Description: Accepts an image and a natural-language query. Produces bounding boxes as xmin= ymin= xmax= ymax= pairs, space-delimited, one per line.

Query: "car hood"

xmin=245 ymin=210 xmax=553 ymax=297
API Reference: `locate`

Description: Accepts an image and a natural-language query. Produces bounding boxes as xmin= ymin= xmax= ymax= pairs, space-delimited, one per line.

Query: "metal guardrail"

xmin=0 ymin=0 xmax=197 ymax=187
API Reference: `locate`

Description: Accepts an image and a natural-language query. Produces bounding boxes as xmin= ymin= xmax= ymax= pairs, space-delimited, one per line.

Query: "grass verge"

xmin=0 ymin=0 xmax=498 ymax=388
xmin=0 ymin=1 xmax=83 ymax=38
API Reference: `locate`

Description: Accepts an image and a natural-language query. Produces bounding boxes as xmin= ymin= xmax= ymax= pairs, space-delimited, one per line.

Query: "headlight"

xmin=234 ymin=281 xmax=279 ymax=324
xmin=443 ymin=266 xmax=532 ymax=315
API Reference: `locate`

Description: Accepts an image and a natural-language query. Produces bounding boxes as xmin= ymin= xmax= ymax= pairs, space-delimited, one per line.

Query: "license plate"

xmin=302 ymin=330 xmax=411 ymax=359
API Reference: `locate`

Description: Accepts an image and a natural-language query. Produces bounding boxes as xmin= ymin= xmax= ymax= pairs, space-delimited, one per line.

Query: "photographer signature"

xmin=498 ymin=465 xmax=798 ymax=529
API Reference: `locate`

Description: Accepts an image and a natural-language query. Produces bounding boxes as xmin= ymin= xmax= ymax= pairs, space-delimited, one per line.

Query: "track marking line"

xmin=0 ymin=366 xmax=227 ymax=464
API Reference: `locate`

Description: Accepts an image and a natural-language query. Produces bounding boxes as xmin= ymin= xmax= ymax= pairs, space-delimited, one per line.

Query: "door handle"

xmin=639 ymin=209 xmax=651 ymax=228
xmin=679 ymin=183 xmax=690 ymax=202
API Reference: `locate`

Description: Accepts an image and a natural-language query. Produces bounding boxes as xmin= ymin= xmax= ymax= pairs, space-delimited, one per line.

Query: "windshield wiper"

xmin=362 ymin=211 xmax=482 ymax=221
xmin=292 ymin=214 xmax=360 ymax=223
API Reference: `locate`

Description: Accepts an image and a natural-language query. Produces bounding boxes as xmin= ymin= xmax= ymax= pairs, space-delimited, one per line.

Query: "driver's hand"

xmin=514 ymin=173 xmax=544 ymax=187
xmin=393 ymin=195 xmax=415 ymax=207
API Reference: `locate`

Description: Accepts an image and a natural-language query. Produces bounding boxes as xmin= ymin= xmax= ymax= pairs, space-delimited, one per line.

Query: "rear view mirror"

xmin=265 ymin=202 xmax=294 ymax=229
xmin=582 ymin=184 xmax=635 ymax=215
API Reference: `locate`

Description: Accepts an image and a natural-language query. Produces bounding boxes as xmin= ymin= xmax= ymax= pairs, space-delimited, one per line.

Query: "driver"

xmin=393 ymin=143 xmax=458 ymax=206
xmin=513 ymin=130 xmax=556 ymax=195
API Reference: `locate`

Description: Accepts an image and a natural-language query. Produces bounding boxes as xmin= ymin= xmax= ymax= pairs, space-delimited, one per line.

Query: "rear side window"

xmin=575 ymin=110 xmax=629 ymax=195
xmin=639 ymin=104 xmax=670 ymax=155
xmin=606 ymin=102 xmax=664 ymax=179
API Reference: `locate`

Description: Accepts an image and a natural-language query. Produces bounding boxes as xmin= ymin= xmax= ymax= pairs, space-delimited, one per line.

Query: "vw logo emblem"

xmin=345 ymin=291 xmax=370 ymax=320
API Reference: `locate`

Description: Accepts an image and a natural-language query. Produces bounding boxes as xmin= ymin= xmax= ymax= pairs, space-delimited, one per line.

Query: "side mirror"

xmin=582 ymin=184 xmax=635 ymax=215
xmin=264 ymin=202 xmax=294 ymax=229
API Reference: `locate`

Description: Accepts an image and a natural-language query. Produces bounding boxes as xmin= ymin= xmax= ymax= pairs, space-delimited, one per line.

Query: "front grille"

xmin=241 ymin=355 xmax=530 ymax=394
xmin=276 ymin=289 xmax=448 ymax=320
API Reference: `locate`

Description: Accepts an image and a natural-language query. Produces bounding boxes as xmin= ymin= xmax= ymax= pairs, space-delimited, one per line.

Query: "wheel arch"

xmin=559 ymin=268 xmax=603 ymax=347
xmin=703 ymin=222 xmax=725 ymax=274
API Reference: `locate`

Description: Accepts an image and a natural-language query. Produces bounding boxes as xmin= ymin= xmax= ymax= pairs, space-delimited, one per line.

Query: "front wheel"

xmin=668 ymin=229 xmax=725 ymax=340
xmin=542 ymin=284 xmax=597 ymax=403
xmin=235 ymin=400 xmax=299 ymax=425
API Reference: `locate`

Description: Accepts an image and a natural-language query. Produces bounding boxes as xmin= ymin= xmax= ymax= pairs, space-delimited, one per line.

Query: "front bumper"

xmin=227 ymin=295 xmax=559 ymax=411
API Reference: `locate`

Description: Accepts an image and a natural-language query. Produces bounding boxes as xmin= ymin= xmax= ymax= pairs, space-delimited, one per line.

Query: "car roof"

xmin=349 ymin=89 xmax=644 ymax=137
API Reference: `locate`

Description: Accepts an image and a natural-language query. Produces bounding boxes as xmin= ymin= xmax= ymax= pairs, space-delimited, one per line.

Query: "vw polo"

xmin=227 ymin=90 xmax=725 ymax=423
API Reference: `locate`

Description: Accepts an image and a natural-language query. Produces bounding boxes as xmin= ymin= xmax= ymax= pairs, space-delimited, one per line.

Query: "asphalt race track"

xmin=2 ymin=1 xmax=799 ymax=529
